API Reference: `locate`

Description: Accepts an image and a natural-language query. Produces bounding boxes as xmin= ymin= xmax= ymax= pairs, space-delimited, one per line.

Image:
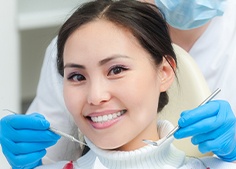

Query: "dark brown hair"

xmin=57 ymin=0 xmax=177 ymax=112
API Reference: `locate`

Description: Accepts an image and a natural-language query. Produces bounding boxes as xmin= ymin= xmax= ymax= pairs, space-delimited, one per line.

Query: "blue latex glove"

xmin=0 ymin=113 xmax=60 ymax=169
xmin=174 ymin=100 xmax=236 ymax=162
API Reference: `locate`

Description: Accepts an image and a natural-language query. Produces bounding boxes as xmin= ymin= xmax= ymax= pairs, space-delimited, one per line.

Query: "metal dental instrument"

xmin=143 ymin=88 xmax=221 ymax=147
xmin=3 ymin=109 xmax=87 ymax=146
xmin=49 ymin=127 xmax=87 ymax=146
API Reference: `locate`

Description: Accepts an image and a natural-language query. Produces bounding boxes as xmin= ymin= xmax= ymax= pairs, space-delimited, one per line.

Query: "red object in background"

xmin=63 ymin=161 xmax=73 ymax=169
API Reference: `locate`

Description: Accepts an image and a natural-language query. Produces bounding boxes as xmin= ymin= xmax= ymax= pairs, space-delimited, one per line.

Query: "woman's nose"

xmin=87 ymin=80 xmax=111 ymax=105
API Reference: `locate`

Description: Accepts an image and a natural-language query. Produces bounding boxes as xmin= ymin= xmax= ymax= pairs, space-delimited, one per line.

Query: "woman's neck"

xmin=118 ymin=117 xmax=159 ymax=151
xmin=169 ymin=23 xmax=210 ymax=52
xmin=81 ymin=121 xmax=186 ymax=169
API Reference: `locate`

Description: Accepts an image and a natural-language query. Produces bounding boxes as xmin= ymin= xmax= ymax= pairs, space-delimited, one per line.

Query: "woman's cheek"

xmin=64 ymin=88 xmax=77 ymax=114
xmin=64 ymin=87 xmax=85 ymax=121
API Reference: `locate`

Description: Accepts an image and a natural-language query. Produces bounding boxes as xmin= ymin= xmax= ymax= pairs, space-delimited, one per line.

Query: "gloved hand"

xmin=174 ymin=100 xmax=236 ymax=162
xmin=0 ymin=113 xmax=60 ymax=169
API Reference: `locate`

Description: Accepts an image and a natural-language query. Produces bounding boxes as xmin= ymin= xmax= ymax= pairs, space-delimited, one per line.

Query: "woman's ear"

xmin=159 ymin=56 xmax=176 ymax=92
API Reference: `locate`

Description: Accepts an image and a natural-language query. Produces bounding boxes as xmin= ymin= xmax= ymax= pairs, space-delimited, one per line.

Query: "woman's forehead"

xmin=65 ymin=19 xmax=141 ymax=54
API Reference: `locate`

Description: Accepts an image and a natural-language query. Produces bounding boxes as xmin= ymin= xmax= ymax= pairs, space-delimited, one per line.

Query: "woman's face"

xmin=63 ymin=19 xmax=174 ymax=151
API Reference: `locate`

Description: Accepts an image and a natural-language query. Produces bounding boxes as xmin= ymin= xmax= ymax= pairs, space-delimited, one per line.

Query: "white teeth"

xmin=108 ymin=114 xmax=113 ymax=120
xmin=91 ymin=110 xmax=125 ymax=123
xmin=102 ymin=115 xmax=108 ymax=121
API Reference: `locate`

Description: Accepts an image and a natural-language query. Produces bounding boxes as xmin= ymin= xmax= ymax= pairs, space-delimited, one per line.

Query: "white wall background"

xmin=0 ymin=0 xmax=19 ymax=168
xmin=0 ymin=0 xmax=88 ymax=168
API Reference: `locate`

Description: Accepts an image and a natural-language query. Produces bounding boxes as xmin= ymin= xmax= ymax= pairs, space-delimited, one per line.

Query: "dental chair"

xmin=159 ymin=44 xmax=212 ymax=157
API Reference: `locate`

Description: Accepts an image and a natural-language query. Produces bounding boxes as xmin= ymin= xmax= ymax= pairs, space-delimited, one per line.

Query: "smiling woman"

xmin=61 ymin=12 xmax=175 ymax=151
xmin=35 ymin=0 xmax=235 ymax=169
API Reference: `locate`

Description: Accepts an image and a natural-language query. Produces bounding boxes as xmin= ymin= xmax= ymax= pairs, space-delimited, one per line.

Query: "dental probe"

xmin=3 ymin=109 xmax=87 ymax=146
xmin=143 ymin=88 xmax=221 ymax=147
xmin=49 ymin=127 xmax=87 ymax=146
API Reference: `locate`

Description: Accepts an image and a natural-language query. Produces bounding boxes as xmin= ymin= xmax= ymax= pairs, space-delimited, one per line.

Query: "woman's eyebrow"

xmin=99 ymin=55 xmax=129 ymax=66
xmin=64 ymin=63 xmax=85 ymax=69
xmin=64 ymin=55 xmax=130 ymax=69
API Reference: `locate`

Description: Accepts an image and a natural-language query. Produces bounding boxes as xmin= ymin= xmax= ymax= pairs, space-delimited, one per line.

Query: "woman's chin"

xmin=91 ymin=139 xmax=124 ymax=150
xmin=96 ymin=143 xmax=121 ymax=150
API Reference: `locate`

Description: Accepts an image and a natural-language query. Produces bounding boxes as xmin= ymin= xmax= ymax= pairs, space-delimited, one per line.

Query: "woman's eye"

xmin=108 ymin=66 xmax=128 ymax=76
xmin=68 ymin=73 xmax=85 ymax=82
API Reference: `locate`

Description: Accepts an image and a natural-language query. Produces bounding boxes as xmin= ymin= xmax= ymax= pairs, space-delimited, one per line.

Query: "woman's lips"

xmin=90 ymin=110 xmax=126 ymax=123
xmin=87 ymin=110 xmax=126 ymax=129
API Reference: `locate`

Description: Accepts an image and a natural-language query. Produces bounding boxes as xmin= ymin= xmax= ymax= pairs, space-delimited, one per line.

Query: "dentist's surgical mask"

xmin=154 ymin=0 xmax=227 ymax=30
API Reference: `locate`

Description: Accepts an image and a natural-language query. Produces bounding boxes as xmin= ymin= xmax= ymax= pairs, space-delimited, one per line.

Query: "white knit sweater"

xmin=36 ymin=120 xmax=235 ymax=169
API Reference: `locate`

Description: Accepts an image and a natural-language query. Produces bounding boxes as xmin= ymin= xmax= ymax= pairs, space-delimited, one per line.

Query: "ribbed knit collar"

xmin=81 ymin=120 xmax=186 ymax=169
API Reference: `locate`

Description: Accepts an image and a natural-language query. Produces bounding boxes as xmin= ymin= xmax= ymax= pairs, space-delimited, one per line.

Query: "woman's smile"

xmin=86 ymin=110 xmax=127 ymax=129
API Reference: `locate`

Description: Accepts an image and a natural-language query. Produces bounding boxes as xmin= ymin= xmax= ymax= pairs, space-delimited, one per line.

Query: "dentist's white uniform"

xmin=27 ymin=0 xmax=236 ymax=163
